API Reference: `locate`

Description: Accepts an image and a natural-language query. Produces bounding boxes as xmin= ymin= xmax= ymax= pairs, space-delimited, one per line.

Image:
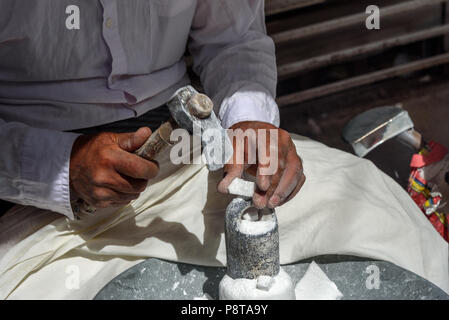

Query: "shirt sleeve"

xmin=188 ymin=0 xmax=280 ymax=129
xmin=0 ymin=119 xmax=80 ymax=219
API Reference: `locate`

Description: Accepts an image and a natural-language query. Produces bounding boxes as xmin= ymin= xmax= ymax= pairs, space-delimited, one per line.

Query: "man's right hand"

xmin=69 ymin=127 xmax=159 ymax=208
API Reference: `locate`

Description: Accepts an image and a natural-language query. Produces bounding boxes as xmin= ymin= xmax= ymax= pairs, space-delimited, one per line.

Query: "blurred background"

xmin=190 ymin=0 xmax=449 ymax=153
xmin=266 ymin=0 xmax=449 ymax=152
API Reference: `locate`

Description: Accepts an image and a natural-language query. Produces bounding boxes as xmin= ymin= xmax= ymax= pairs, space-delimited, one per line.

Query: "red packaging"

xmin=407 ymin=141 xmax=449 ymax=242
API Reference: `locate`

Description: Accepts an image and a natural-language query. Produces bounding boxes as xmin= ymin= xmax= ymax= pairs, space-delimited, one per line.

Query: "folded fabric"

xmin=295 ymin=261 xmax=343 ymax=300
xmin=0 ymin=134 xmax=447 ymax=299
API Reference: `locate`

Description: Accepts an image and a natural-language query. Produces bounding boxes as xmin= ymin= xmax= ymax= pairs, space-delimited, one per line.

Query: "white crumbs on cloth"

xmin=295 ymin=261 xmax=344 ymax=300
xmin=237 ymin=219 xmax=276 ymax=236
xmin=228 ymin=178 xmax=256 ymax=198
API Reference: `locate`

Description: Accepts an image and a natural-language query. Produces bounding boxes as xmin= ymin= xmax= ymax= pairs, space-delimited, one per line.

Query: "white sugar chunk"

xmin=295 ymin=261 xmax=344 ymax=300
xmin=228 ymin=178 xmax=256 ymax=198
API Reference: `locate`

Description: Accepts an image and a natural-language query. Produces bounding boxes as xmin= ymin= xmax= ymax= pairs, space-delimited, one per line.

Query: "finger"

xmin=255 ymin=131 xmax=277 ymax=192
xmin=253 ymin=169 xmax=281 ymax=209
xmin=117 ymin=127 xmax=152 ymax=152
xmin=112 ymin=150 xmax=159 ymax=180
xmin=256 ymin=172 xmax=271 ymax=192
xmin=268 ymin=152 xmax=303 ymax=208
xmin=98 ymin=172 xmax=148 ymax=194
xmin=217 ymin=163 xmax=244 ymax=194
xmin=119 ymin=175 xmax=148 ymax=193
xmin=256 ymin=153 xmax=273 ymax=191
xmin=279 ymin=173 xmax=306 ymax=206
xmin=92 ymin=187 xmax=140 ymax=202
xmin=84 ymin=188 xmax=140 ymax=208
xmin=256 ymin=161 xmax=273 ymax=193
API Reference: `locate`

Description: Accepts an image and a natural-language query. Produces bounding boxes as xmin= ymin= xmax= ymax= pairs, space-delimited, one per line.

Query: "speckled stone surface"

xmin=94 ymin=255 xmax=449 ymax=300
xmin=225 ymin=198 xmax=279 ymax=279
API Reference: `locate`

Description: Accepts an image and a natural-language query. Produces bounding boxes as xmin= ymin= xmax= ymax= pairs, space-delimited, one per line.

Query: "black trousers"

xmin=72 ymin=105 xmax=171 ymax=134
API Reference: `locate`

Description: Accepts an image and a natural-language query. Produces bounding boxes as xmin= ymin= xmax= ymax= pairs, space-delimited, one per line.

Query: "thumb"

xmin=117 ymin=127 xmax=152 ymax=152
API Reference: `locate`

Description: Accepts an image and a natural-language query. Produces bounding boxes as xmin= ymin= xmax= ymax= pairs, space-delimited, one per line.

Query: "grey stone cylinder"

xmin=224 ymin=197 xmax=280 ymax=279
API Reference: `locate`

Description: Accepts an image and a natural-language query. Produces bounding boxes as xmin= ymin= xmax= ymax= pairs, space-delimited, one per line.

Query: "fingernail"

xmin=217 ymin=180 xmax=229 ymax=194
xmin=252 ymin=193 xmax=266 ymax=209
xmin=268 ymin=195 xmax=280 ymax=208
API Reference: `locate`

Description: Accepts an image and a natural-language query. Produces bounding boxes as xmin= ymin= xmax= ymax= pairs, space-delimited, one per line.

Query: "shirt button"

xmin=105 ymin=18 xmax=113 ymax=29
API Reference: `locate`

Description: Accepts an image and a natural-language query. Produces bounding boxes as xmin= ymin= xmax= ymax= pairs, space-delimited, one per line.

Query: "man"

xmin=1 ymin=1 xmax=448 ymax=300
xmin=0 ymin=0 xmax=304 ymax=219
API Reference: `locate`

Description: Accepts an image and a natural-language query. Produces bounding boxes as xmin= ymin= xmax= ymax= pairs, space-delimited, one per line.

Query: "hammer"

xmin=74 ymin=85 xmax=233 ymax=216
xmin=135 ymin=85 xmax=233 ymax=171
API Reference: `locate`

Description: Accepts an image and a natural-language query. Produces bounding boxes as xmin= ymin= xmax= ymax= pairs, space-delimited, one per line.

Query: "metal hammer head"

xmin=167 ymin=86 xmax=233 ymax=171
xmin=342 ymin=105 xmax=422 ymax=157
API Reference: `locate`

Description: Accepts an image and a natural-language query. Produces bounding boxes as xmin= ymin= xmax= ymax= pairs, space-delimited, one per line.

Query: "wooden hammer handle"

xmin=134 ymin=119 xmax=176 ymax=161
xmin=134 ymin=91 xmax=213 ymax=161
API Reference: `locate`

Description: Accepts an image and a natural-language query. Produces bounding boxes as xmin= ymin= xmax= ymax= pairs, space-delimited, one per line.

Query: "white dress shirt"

xmin=0 ymin=0 xmax=280 ymax=219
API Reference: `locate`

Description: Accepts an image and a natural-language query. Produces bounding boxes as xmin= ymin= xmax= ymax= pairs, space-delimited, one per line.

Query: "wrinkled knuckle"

xmin=95 ymin=201 xmax=110 ymax=209
xmin=92 ymin=170 xmax=109 ymax=186
xmin=98 ymin=148 xmax=114 ymax=166
xmin=92 ymin=188 xmax=108 ymax=201
xmin=91 ymin=189 xmax=102 ymax=201
xmin=252 ymin=195 xmax=266 ymax=209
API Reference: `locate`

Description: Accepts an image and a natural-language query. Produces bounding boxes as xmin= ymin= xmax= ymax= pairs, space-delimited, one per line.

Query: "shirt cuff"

xmin=21 ymin=128 xmax=81 ymax=220
xmin=218 ymin=89 xmax=280 ymax=129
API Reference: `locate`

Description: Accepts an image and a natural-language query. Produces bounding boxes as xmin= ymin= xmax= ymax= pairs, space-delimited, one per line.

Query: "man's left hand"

xmin=218 ymin=121 xmax=306 ymax=209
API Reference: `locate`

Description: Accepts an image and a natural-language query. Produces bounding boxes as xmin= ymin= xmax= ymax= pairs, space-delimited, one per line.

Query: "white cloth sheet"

xmin=0 ymin=134 xmax=447 ymax=299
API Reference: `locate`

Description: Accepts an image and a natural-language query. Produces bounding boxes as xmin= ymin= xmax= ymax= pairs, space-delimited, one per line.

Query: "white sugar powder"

xmin=237 ymin=219 xmax=276 ymax=236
